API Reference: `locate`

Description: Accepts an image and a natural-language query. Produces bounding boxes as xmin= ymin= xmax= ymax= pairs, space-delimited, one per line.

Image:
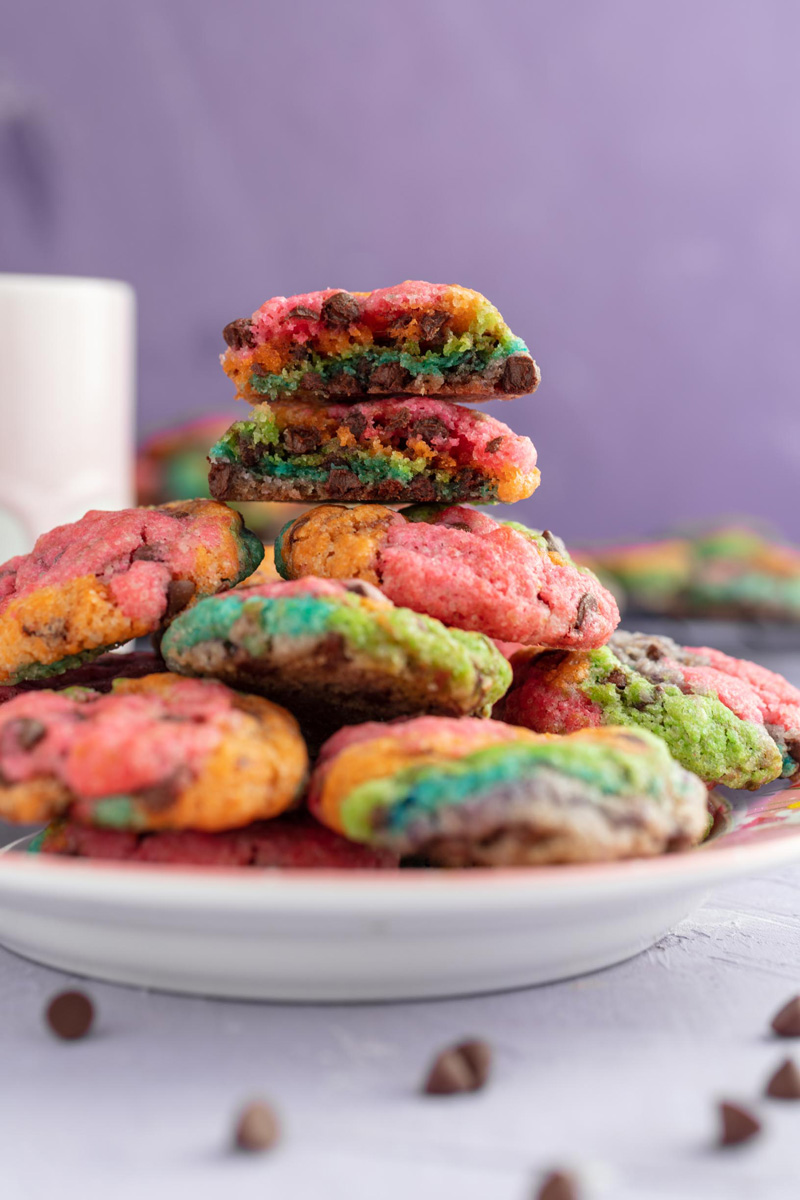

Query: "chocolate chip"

xmin=369 ymin=362 xmax=411 ymax=392
xmin=766 ymin=1058 xmax=800 ymax=1099
xmin=343 ymin=410 xmax=368 ymax=440
xmin=282 ymin=426 xmax=322 ymax=455
xmin=233 ymin=1100 xmax=281 ymax=1152
xmin=646 ymin=643 xmax=663 ymax=661
xmin=772 ymin=995 xmax=800 ymax=1036
xmin=485 ymin=436 xmax=504 ymax=454
xmin=208 ymin=461 xmax=232 ymax=498
xmin=417 ymin=310 xmax=450 ymax=347
xmin=406 ymin=476 xmax=437 ymax=502
xmin=328 ymin=467 xmax=362 ymax=497
xmin=536 ymin=1171 xmax=580 ymax=1200
xmin=542 ymin=529 xmax=566 ymax=556
xmin=321 ymin=290 xmax=360 ymax=327
xmin=423 ymin=1039 xmax=492 ymax=1095
xmin=718 ymin=1101 xmax=761 ymax=1146
xmin=3 ymin=717 xmax=46 ymax=751
xmin=165 ymin=579 xmax=197 ymax=619
xmin=411 ymin=416 xmax=451 ymax=444
xmin=46 ymin=990 xmax=94 ymax=1040
xmin=222 ymin=319 xmax=254 ymax=350
xmin=285 ymin=304 xmax=319 ymax=320
xmin=341 ymin=580 xmax=387 ymax=602
xmin=131 ymin=545 xmax=162 ymax=562
xmin=574 ymin=592 xmax=598 ymax=630
xmin=134 ymin=778 xmax=180 ymax=812
xmin=501 ymin=353 xmax=536 ymax=394
xmin=606 ymin=669 xmax=627 ymax=689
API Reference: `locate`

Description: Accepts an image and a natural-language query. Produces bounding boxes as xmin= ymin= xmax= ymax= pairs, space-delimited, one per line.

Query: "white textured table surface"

xmin=2 ymin=637 xmax=799 ymax=1200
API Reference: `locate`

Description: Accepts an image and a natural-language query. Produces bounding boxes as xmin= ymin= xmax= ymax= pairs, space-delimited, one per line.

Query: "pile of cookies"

xmin=1 ymin=281 xmax=798 ymax=871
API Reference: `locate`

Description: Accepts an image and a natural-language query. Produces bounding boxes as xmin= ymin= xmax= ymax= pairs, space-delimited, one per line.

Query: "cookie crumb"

xmin=233 ymin=1100 xmax=281 ymax=1152
xmin=45 ymin=990 xmax=94 ymax=1040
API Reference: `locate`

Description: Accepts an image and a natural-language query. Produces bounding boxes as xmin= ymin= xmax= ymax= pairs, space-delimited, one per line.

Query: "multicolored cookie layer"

xmin=308 ymin=718 xmax=710 ymax=866
xmin=221 ymin=281 xmax=539 ymax=403
xmin=275 ymin=505 xmax=619 ymax=648
xmin=208 ymin=398 xmax=540 ymax=506
xmin=0 ymin=651 xmax=166 ymax=706
xmin=576 ymin=523 xmax=800 ymax=620
xmin=136 ymin=413 xmax=309 ymax=544
xmin=0 ymin=500 xmax=263 ymax=685
xmin=30 ymin=812 xmax=398 ymax=869
xmin=161 ymin=578 xmax=512 ymax=742
xmin=0 ymin=673 xmax=307 ymax=831
xmin=497 ymin=630 xmax=800 ymax=789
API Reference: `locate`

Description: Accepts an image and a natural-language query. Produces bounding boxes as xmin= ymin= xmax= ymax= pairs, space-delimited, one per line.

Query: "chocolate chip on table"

xmin=771 ymin=995 xmax=800 ymax=1036
xmin=765 ymin=1058 xmax=800 ymax=1099
xmin=536 ymin=1171 xmax=580 ymax=1200
xmin=718 ymin=1101 xmax=761 ymax=1146
xmin=501 ymin=352 xmax=536 ymax=394
xmin=233 ymin=1100 xmax=281 ymax=1152
xmin=222 ymin=319 xmax=255 ymax=350
xmin=574 ymin=592 xmax=598 ymax=630
xmin=45 ymin=990 xmax=94 ymax=1040
xmin=423 ymin=1039 xmax=492 ymax=1095
xmin=165 ymin=579 xmax=197 ymax=619
xmin=321 ymin=290 xmax=360 ymax=327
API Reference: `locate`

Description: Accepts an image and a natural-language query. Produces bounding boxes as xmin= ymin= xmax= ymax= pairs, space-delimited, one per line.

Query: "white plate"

xmin=0 ymin=785 xmax=798 ymax=1002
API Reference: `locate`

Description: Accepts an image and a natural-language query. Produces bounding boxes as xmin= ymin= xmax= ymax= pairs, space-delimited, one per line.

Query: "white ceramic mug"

xmin=0 ymin=274 xmax=135 ymax=561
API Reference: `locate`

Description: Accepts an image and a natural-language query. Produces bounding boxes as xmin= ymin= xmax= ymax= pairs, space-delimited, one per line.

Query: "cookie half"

xmin=0 ymin=673 xmax=307 ymax=831
xmin=0 ymin=499 xmax=263 ymax=685
xmin=275 ymin=504 xmax=619 ymax=648
xmin=496 ymin=630 xmax=798 ymax=789
xmin=30 ymin=812 xmax=397 ymax=869
xmin=208 ymin=398 xmax=540 ymax=505
xmin=308 ymin=718 xmax=710 ymax=866
xmin=221 ymin=281 xmax=539 ymax=403
xmin=161 ymin=577 xmax=512 ymax=742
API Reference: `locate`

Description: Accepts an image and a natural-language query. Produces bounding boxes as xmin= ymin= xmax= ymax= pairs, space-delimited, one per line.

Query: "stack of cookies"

xmin=1 ymin=280 xmax=798 ymax=871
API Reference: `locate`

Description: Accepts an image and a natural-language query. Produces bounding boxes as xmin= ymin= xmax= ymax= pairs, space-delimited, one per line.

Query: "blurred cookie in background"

xmin=136 ymin=414 xmax=308 ymax=545
xmin=575 ymin=519 xmax=800 ymax=623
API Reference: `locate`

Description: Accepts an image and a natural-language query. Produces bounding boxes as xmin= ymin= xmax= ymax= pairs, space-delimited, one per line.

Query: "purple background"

xmin=3 ymin=1 xmax=799 ymax=541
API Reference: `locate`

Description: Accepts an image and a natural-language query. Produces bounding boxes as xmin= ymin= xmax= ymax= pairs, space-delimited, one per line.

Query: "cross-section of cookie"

xmin=274 ymin=504 xmax=619 ymax=649
xmin=496 ymin=631 xmax=800 ymax=789
xmin=161 ymin=577 xmax=512 ymax=745
xmin=0 ymin=500 xmax=263 ymax=685
xmin=308 ymin=718 xmax=710 ymax=866
xmin=0 ymin=673 xmax=307 ymax=831
xmin=221 ymin=281 xmax=539 ymax=403
xmin=208 ymin=398 xmax=540 ymax=505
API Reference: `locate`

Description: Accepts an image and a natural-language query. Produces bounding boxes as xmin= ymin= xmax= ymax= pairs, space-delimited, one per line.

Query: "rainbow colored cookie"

xmin=497 ymin=630 xmax=799 ymax=789
xmin=0 ymin=500 xmax=263 ymax=685
xmin=576 ymin=523 xmax=800 ymax=620
xmin=221 ymin=281 xmax=539 ymax=403
xmin=0 ymin=673 xmax=307 ymax=831
xmin=30 ymin=812 xmax=398 ymax=869
xmin=275 ymin=505 xmax=619 ymax=648
xmin=308 ymin=718 xmax=710 ymax=866
xmin=0 ymin=651 xmax=166 ymax=705
xmin=161 ymin=578 xmax=511 ymax=742
xmin=208 ymin=398 xmax=540 ymax=506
